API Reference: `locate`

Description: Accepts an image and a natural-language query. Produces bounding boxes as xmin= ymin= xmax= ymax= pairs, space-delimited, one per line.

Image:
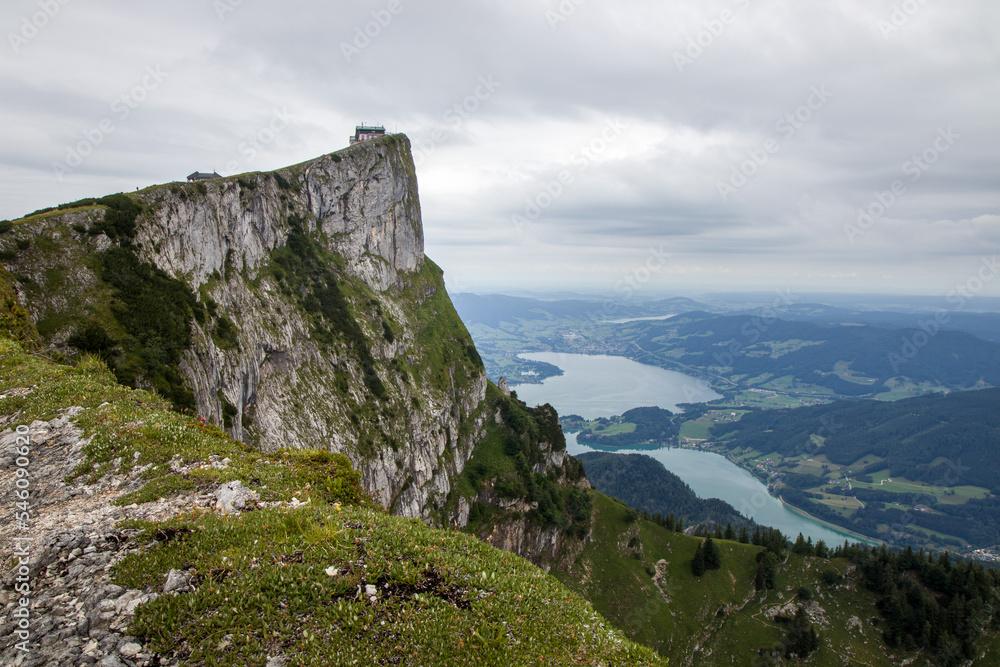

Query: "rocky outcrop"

xmin=0 ymin=411 xmax=183 ymax=667
xmin=764 ymin=600 xmax=828 ymax=627
xmin=142 ymin=137 xmax=422 ymax=296
xmin=0 ymin=136 xmax=487 ymax=523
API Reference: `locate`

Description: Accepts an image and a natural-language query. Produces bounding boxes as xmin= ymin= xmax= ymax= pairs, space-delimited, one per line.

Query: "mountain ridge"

xmin=2 ymin=135 xmax=490 ymax=522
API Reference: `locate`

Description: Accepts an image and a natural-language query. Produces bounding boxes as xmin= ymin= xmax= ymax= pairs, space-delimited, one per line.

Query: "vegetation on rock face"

xmin=88 ymin=194 xmax=144 ymax=241
xmin=271 ymin=214 xmax=387 ymax=399
xmin=448 ymin=383 xmax=592 ymax=538
xmin=0 ymin=267 xmax=39 ymax=349
xmin=406 ymin=258 xmax=483 ymax=395
xmin=1 ymin=192 xmax=204 ymax=413
xmin=90 ymin=246 xmax=206 ymax=412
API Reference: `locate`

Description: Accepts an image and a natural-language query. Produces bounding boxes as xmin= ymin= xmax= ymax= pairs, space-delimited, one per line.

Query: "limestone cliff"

xmin=1 ymin=135 xmax=485 ymax=521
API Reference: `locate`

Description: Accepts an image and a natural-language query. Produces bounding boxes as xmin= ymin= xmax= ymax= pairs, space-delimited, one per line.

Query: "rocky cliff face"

xmin=1 ymin=135 xmax=486 ymax=522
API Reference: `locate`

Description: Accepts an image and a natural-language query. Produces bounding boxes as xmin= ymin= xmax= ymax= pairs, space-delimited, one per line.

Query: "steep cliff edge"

xmin=0 ymin=135 xmax=485 ymax=521
xmin=442 ymin=383 xmax=594 ymax=572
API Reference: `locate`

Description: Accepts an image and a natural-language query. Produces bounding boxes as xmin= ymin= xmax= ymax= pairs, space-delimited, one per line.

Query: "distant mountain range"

xmin=451 ymin=293 xmax=710 ymax=328
xmin=453 ymin=292 xmax=1000 ymax=402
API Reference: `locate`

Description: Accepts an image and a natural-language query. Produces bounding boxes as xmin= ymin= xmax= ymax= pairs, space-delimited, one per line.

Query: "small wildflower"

xmin=325 ymin=566 xmax=339 ymax=577
xmin=333 ymin=502 xmax=342 ymax=512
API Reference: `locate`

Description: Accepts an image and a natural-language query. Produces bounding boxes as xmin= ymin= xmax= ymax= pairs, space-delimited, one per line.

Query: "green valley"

xmin=705 ymin=389 xmax=1000 ymax=555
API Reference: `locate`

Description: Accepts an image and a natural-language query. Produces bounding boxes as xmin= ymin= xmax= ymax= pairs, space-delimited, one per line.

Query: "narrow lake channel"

xmin=511 ymin=352 xmax=878 ymax=546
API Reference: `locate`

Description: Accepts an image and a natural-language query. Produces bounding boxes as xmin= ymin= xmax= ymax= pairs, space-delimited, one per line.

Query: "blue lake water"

xmin=511 ymin=352 xmax=877 ymax=546
xmin=511 ymin=352 xmax=720 ymax=419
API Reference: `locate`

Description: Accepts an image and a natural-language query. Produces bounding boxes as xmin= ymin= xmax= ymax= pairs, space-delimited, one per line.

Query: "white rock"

xmin=215 ymin=481 xmax=259 ymax=514
xmin=163 ymin=569 xmax=193 ymax=594
xmin=119 ymin=642 xmax=142 ymax=657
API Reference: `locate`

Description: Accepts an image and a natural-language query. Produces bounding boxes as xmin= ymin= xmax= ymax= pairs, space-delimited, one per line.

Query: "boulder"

xmin=215 ymin=481 xmax=258 ymax=514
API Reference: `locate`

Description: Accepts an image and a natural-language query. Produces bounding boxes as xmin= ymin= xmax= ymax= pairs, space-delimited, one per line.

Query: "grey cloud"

xmin=0 ymin=0 xmax=997 ymax=295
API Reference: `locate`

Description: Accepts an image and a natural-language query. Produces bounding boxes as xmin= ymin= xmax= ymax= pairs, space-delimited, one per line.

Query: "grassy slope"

xmin=0 ymin=334 xmax=665 ymax=666
xmin=555 ymin=493 xmax=948 ymax=666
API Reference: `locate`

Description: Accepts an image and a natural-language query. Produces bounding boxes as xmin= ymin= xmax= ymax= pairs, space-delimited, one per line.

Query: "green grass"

xmin=554 ymin=494 xmax=922 ymax=665
xmin=573 ymin=418 xmax=638 ymax=437
xmin=851 ymin=471 xmax=989 ymax=504
xmin=875 ymin=377 xmax=951 ymax=401
xmin=679 ymin=417 xmax=712 ymax=440
xmin=0 ymin=336 xmax=664 ymax=666
xmin=405 ymin=259 xmax=482 ymax=397
xmin=591 ymin=421 xmax=636 ymax=436
xmin=730 ymin=390 xmax=818 ymax=409
xmin=119 ymin=505 xmax=665 ymax=667
xmin=810 ymin=493 xmax=864 ymax=513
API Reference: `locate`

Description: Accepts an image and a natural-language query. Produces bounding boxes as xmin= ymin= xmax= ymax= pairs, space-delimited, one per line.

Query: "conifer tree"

xmin=691 ymin=542 xmax=706 ymax=576
xmin=703 ymin=537 xmax=722 ymax=569
xmin=814 ymin=540 xmax=829 ymax=558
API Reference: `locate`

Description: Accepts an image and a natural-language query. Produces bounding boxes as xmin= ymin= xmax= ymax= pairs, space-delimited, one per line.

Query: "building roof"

xmin=187 ymin=171 xmax=222 ymax=181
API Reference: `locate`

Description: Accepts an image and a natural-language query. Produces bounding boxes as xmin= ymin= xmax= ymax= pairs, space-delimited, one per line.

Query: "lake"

xmin=605 ymin=314 xmax=677 ymax=324
xmin=511 ymin=352 xmax=876 ymax=546
xmin=511 ymin=352 xmax=721 ymax=419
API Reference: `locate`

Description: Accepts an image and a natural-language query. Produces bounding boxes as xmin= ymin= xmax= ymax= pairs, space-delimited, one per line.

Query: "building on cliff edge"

xmin=350 ymin=124 xmax=387 ymax=145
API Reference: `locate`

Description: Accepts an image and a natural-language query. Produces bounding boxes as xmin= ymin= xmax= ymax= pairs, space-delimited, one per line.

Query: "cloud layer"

xmin=2 ymin=0 xmax=998 ymax=297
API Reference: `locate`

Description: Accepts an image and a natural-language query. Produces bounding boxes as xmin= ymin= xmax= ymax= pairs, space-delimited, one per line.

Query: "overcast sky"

xmin=2 ymin=1 xmax=998 ymax=299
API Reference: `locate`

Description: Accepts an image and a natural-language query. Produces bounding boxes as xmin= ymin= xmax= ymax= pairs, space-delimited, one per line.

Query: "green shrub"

xmin=212 ymin=315 xmax=240 ymax=351
xmin=0 ymin=271 xmax=39 ymax=349
xmin=820 ymin=569 xmax=841 ymax=586
xmin=98 ymin=246 xmax=205 ymax=412
xmin=66 ymin=323 xmax=118 ymax=361
xmin=222 ymin=399 xmax=238 ymax=429
xmin=273 ymin=172 xmax=292 ymax=190
xmin=89 ymin=194 xmax=143 ymax=241
xmin=279 ymin=449 xmax=368 ymax=506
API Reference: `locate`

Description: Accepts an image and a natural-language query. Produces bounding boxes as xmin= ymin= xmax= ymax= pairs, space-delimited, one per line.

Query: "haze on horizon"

xmin=1 ymin=1 xmax=997 ymax=298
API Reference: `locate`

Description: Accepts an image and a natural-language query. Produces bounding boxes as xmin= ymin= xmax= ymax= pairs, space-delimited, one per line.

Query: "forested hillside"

xmin=628 ymin=312 xmax=1000 ymax=394
xmin=576 ymin=451 xmax=749 ymax=530
xmin=713 ymin=388 xmax=1000 ymax=487
xmin=711 ymin=388 xmax=1000 ymax=550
